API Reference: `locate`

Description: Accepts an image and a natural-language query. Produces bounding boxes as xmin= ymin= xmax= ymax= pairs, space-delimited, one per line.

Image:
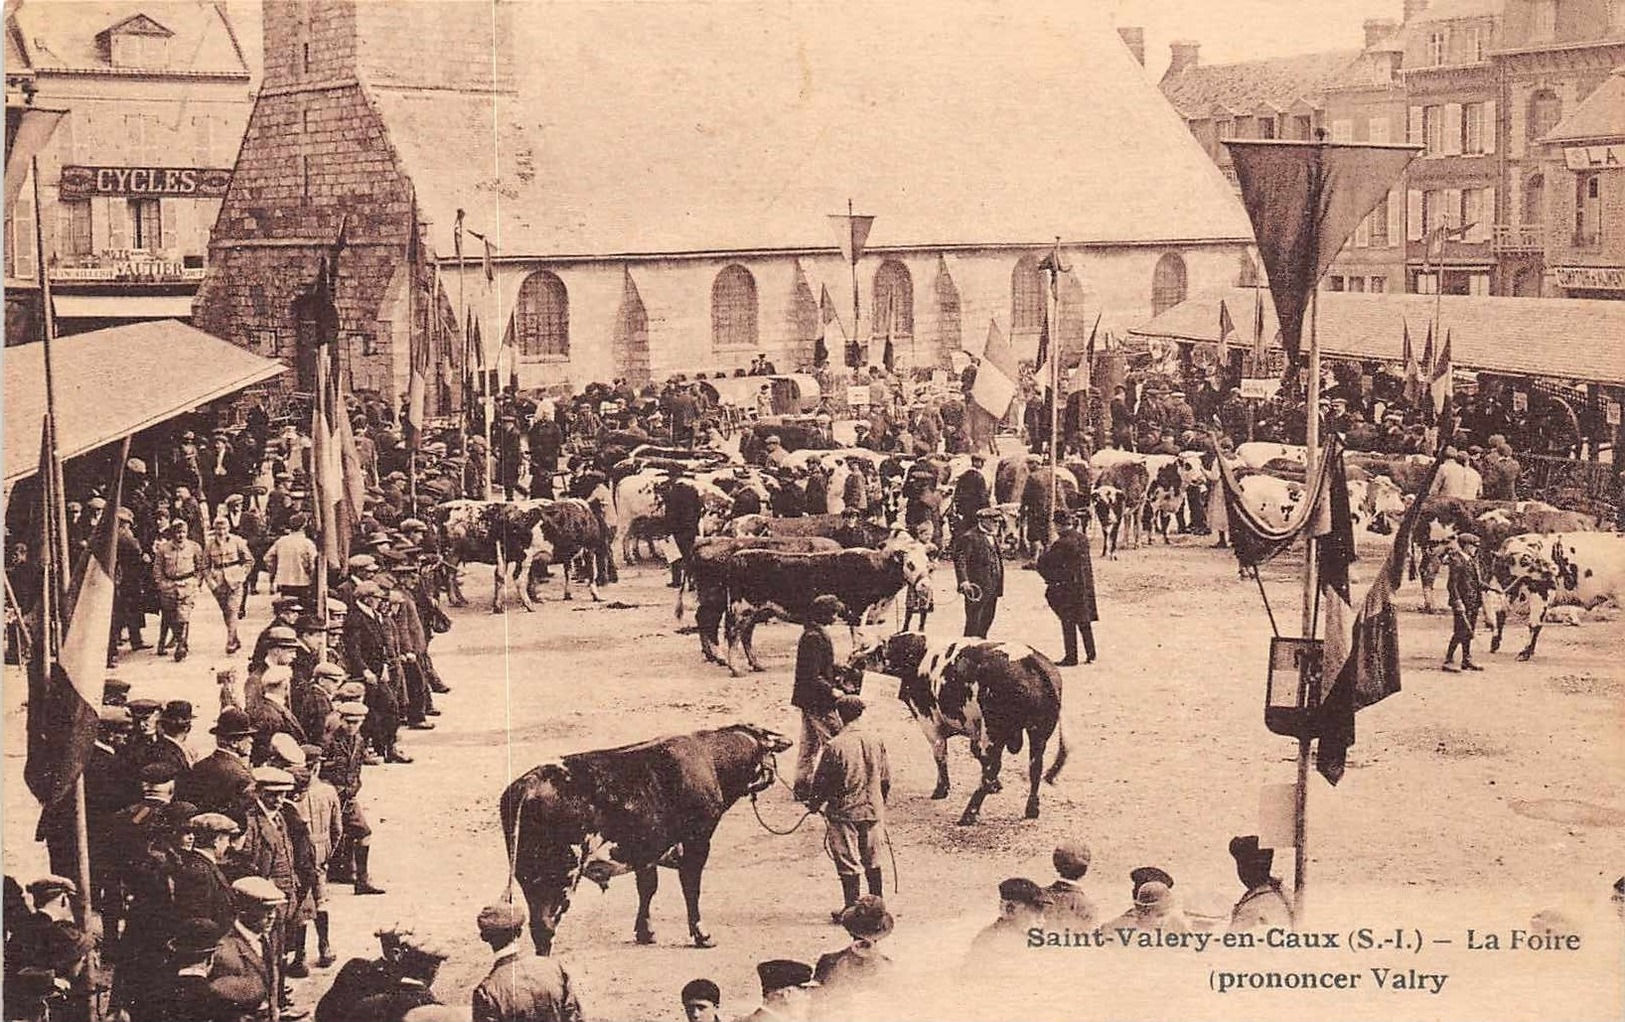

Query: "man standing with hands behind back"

xmin=953 ymin=507 xmax=1005 ymax=637
xmin=1035 ymin=508 xmax=1097 ymax=665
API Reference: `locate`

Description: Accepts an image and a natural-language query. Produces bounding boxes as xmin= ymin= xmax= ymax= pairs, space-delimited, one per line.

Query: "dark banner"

xmin=59 ymin=165 xmax=233 ymax=199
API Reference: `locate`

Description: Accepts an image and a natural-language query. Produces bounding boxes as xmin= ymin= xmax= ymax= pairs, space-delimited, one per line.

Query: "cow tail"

xmin=1044 ymin=719 xmax=1069 ymax=784
xmin=502 ymin=789 xmax=525 ymax=903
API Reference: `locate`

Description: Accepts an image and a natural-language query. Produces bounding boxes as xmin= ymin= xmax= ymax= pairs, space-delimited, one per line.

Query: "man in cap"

xmin=351 ymin=932 xmax=449 ymax=1020
xmin=323 ymin=702 xmax=386 ymax=895
xmin=248 ymin=664 xmax=309 ymax=765
xmin=316 ymin=925 xmax=408 ymax=1022
xmin=249 ymin=597 xmax=306 ymax=676
xmin=1107 ymin=879 xmax=1190 ymax=934
xmin=1045 ymin=842 xmax=1098 ymax=926
xmin=471 ymin=900 xmax=583 ymax=1022
xmin=345 ymin=581 xmax=407 ymax=763
xmin=742 ymin=960 xmax=815 ymax=1022
xmin=680 ymin=979 xmax=722 ymax=1022
xmin=179 ymin=707 xmax=256 ymax=821
xmin=806 ymin=696 xmax=891 ymax=920
xmin=146 ymin=700 xmax=197 ymax=776
xmin=146 ymin=917 xmax=225 ymax=1021
xmin=204 ymin=514 xmax=254 ymax=655
xmin=298 ymin=662 xmax=346 ymax=746
xmin=292 ymin=745 xmax=342 ymax=969
xmin=174 ymin=814 xmax=240 ymax=932
xmin=1035 ymin=508 xmax=1098 ymax=666
xmin=108 ymin=505 xmax=149 ymax=665
xmin=813 ymin=894 xmax=895 ymax=1012
xmin=154 ymin=517 xmax=205 ymax=661
xmin=1227 ymin=835 xmax=1294 ymax=931
xmin=211 ymin=877 xmax=285 ymax=1020
xmin=4 ymin=876 xmax=92 ymax=1021
xmin=969 ymin=878 xmax=1048 ymax=958
xmin=1443 ymin=532 xmax=1487 ymax=673
xmin=790 ymin=595 xmax=845 ymax=800
xmin=265 ymin=514 xmax=319 ymax=606
xmin=238 ymin=767 xmax=311 ymax=984
xmin=953 ymin=507 xmax=1005 ymax=638
xmin=37 ymin=705 xmax=133 ymax=903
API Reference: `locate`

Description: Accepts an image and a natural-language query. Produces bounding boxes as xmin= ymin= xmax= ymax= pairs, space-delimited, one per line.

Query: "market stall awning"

xmin=53 ymin=295 xmax=197 ymax=319
xmin=1129 ymin=288 xmax=1625 ymax=387
xmin=4 ymin=320 xmax=287 ymax=486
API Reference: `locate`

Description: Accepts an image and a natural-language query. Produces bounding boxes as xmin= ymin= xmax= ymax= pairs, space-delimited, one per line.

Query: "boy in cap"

xmin=1228 ymin=835 xmax=1294 ymax=931
xmin=292 ymin=745 xmax=342 ymax=969
xmin=680 ymin=979 xmax=722 ymax=1022
xmin=471 ymin=900 xmax=583 ymax=1022
xmin=742 ymin=960 xmax=815 ymax=1022
xmin=323 ymin=702 xmax=386 ymax=895
xmin=814 ymin=895 xmax=895 ymax=1009
xmin=1107 ymin=871 xmax=1190 ymax=934
xmin=806 ymin=695 xmax=891 ymax=920
xmin=1045 ymin=842 xmax=1099 ymax=926
xmin=791 ymin=595 xmax=845 ymax=800
xmin=175 ymin=813 xmax=240 ymax=932
xmin=1443 ymin=532 xmax=1487 ymax=672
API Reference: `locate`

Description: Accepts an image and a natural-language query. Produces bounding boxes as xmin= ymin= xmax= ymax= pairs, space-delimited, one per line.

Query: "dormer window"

xmin=96 ymin=14 xmax=173 ymax=69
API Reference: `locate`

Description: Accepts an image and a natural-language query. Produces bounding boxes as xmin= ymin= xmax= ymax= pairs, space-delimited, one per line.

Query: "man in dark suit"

xmin=173 ymin=814 xmax=240 ymax=932
xmin=1035 ymin=509 xmax=1098 ymax=665
xmin=952 ymin=508 xmax=1005 ymax=638
xmin=179 ymin=708 xmax=256 ymax=822
xmin=349 ymin=934 xmax=447 ymax=1021
xmin=527 ymin=414 xmax=564 ymax=499
xmin=142 ymin=699 xmax=196 ymax=776
xmin=209 ymin=877 xmax=285 ymax=1020
xmin=344 ymin=582 xmax=406 ymax=763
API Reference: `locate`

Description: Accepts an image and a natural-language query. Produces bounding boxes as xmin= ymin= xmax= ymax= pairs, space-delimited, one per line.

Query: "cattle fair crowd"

xmin=4 ymin=344 xmax=1620 ymax=1022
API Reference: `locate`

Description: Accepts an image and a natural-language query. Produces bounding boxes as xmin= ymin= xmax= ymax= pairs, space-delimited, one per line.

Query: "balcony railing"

xmin=1491 ymin=223 xmax=1543 ymax=252
xmin=1573 ymin=230 xmax=1603 ymax=250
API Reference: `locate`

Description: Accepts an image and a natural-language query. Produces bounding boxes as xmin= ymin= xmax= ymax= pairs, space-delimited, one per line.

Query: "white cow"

xmin=612 ymin=471 xmax=732 ymax=562
xmin=1491 ymin=532 xmax=1625 ymax=660
xmin=1236 ymin=474 xmax=1305 ymax=530
xmin=1236 ymin=442 xmax=1306 ymax=471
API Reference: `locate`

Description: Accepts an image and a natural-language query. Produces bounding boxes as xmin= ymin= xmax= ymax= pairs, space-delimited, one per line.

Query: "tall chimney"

xmin=1364 ymin=17 xmax=1399 ymax=48
xmin=1117 ymin=26 xmax=1146 ymax=67
xmin=1167 ymin=40 xmax=1201 ymax=78
xmin=1403 ymin=0 xmax=1429 ymax=23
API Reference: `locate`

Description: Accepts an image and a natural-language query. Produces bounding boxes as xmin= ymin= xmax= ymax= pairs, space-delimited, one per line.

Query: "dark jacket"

xmin=953 ymin=527 xmax=1004 ymax=600
xmin=1035 ymin=527 xmax=1097 ymax=622
xmin=1447 ymin=550 xmax=1485 ymax=617
xmin=344 ymin=607 xmax=392 ymax=679
xmin=170 ymin=849 xmax=236 ymax=932
xmin=792 ymin=626 xmax=838 ymax=715
xmin=663 ymin=478 xmax=705 ymax=535
xmin=472 ymin=952 xmax=582 ymax=1022
xmin=178 ymin=748 xmax=254 ymax=820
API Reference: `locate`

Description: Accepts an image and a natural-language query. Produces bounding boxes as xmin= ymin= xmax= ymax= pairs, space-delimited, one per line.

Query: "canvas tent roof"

xmin=3 ymin=320 xmax=286 ymax=486
xmin=371 ymin=0 xmax=1251 ymax=259
xmin=1128 ymin=288 xmax=1625 ymax=387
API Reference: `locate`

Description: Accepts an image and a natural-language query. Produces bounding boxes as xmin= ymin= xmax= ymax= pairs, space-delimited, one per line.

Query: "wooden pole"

xmin=1295 ymin=285 xmax=1322 ymax=924
xmin=1047 ymin=240 xmax=1062 ymax=545
xmin=849 ymin=200 xmax=861 ymax=371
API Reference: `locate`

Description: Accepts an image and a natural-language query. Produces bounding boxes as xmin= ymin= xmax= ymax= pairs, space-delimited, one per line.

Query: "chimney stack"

xmin=1117 ymin=26 xmax=1146 ymax=66
xmin=1403 ymin=0 xmax=1429 ymax=23
xmin=1364 ymin=17 xmax=1399 ymax=48
xmin=1167 ymin=40 xmax=1201 ymax=78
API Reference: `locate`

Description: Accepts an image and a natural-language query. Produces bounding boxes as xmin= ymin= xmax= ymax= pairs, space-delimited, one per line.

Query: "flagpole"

xmin=849 ymin=199 xmax=861 ymax=370
xmin=33 ymin=155 xmax=96 ymax=933
xmin=456 ymin=214 xmax=469 ymax=488
xmin=1047 ymin=239 xmax=1062 ymax=544
xmin=313 ymin=322 xmax=330 ymax=652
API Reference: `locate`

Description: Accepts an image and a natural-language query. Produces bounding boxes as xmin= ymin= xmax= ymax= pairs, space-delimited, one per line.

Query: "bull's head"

xmin=883 ymin=533 xmax=934 ymax=589
xmin=1496 ymin=545 xmax=1556 ymax=590
xmin=733 ymin=723 xmax=794 ymax=795
xmin=1176 ymin=452 xmax=1207 ymax=488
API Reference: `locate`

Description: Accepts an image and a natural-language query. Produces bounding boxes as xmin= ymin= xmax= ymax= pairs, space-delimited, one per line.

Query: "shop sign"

xmin=51 ymin=251 xmax=205 ymax=283
xmin=1240 ymin=378 xmax=1279 ymax=399
xmin=1563 ymin=145 xmax=1623 ymax=171
xmin=1553 ymin=266 xmax=1625 ymax=291
xmin=59 ymin=165 xmax=233 ymax=199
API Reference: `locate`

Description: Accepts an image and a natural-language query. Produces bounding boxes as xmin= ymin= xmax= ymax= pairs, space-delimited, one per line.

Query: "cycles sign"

xmin=58 ymin=165 xmax=233 ymax=199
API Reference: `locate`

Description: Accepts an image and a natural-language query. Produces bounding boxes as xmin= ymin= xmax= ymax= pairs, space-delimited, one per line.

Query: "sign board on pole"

xmin=1259 ymin=784 xmax=1297 ymax=849
xmin=846 ymin=385 xmax=870 ymax=407
xmin=1513 ymin=391 xmax=1528 ymax=413
xmin=1240 ymin=378 xmax=1280 ymax=400
xmin=1607 ymin=401 xmax=1621 ymax=426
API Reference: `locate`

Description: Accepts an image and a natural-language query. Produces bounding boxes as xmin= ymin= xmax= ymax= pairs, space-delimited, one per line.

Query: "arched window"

xmin=1528 ymin=89 xmax=1562 ymax=145
xmin=931 ymin=261 xmax=962 ymax=364
xmin=872 ymin=259 xmax=914 ymax=341
xmin=711 ymin=264 xmax=758 ymax=350
xmin=513 ymin=270 xmax=569 ymax=359
xmin=1151 ymin=252 xmax=1188 ymax=315
xmin=1011 ymin=254 xmax=1046 ymax=335
xmin=1522 ymin=172 xmax=1545 ymax=226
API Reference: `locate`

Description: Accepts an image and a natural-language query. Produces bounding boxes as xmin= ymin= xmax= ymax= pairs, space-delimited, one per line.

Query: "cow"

xmin=1142 ymin=462 xmax=1185 ymax=543
xmin=1092 ymin=484 xmax=1127 ymax=559
xmin=722 ymin=541 xmax=933 ymax=676
xmin=613 ymin=471 xmax=732 ymax=563
xmin=434 ymin=498 xmax=556 ymax=613
xmin=1236 ymin=474 xmax=1305 ymax=530
xmin=676 ymin=535 xmax=843 ymax=664
xmin=725 ymin=513 xmax=892 ymax=550
xmin=498 ymin=724 xmax=794 ymax=954
xmin=1344 ymin=452 xmax=1438 ymax=495
xmin=1093 ymin=461 xmax=1149 ymax=550
xmin=1413 ymin=498 xmax=1597 ymax=611
xmin=994 ymin=454 xmax=1042 ymax=504
xmin=1236 ymin=442 xmax=1306 ymax=471
xmin=1017 ymin=467 xmax=1081 ymax=557
xmin=532 ymin=499 xmax=608 ymax=604
xmin=846 ymin=633 xmax=1068 ymax=826
xmin=1491 ymin=532 xmax=1622 ymax=660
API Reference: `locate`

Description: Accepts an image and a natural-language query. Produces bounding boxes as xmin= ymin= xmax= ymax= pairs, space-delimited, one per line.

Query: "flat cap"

xmin=263 ymin=625 xmax=300 ymax=648
xmin=1134 ymin=880 xmax=1173 ymax=908
xmin=251 ymin=766 xmax=295 ymax=790
xmin=313 ymin=662 xmax=347 ymax=681
xmin=27 ymin=875 xmax=77 ymax=902
xmin=757 ymin=959 xmax=814 ymax=993
xmin=347 ymin=554 xmax=378 ymax=572
xmin=336 ymin=681 xmax=367 ymax=700
xmin=353 ymin=581 xmax=384 ymax=600
xmin=998 ymin=877 xmax=1045 ymax=906
xmin=396 ymin=932 xmax=451 ymax=960
xmin=399 ymin=518 xmax=428 ymax=531
xmin=139 ymin=760 xmax=180 ymax=785
xmin=188 ymin=812 xmax=241 ymax=836
xmin=268 ymin=733 xmax=306 ymax=766
xmin=128 ymin=698 xmax=162 ymax=715
xmin=476 ymin=901 xmax=527 ymax=934
xmin=1130 ymin=866 xmax=1175 ymax=890
xmin=231 ymin=875 xmax=287 ymax=906
xmin=1052 ymin=842 xmax=1092 ymax=877
xmin=336 ymin=701 xmax=369 ymax=718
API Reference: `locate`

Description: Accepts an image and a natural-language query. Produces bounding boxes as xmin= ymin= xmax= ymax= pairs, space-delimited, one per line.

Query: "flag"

xmin=1251 ymin=285 xmax=1268 ymax=368
xmin=1034 ymin=315 xmax=1052 ymax=397
xmin=453 ymin=208 xmax=465 ymax=262
xmin=1225 ymin=140 xmax=1417 ymax=369
xmin=1312 ymin=451 xmax=1447 ymax=783
xmin=315 ymin=372 xmax=365 ymax=566
xmin=26 ymin=436 xmax=127 ymax=809
xmin=1401 ymin=322 xmax=1419 ymax=407
xmin=830 ymin=212 xmax=875 ymax=267
xmin=1218 ymin=299 xmax=1235 ymax=363
xmin=1430 ymin=329 xmax=1453 ymax=417
xmin=482 ymin=235 xmax=495 ymax=283
xmin=882 ymin=334 xmax=895 ymax=373
xmin=816 ymin=284 xmax=842 ymax=366
xmin=405 ymin=264 xmax=435 ymax=447
xmin=970 ymin=317 xmax=1019 ymax=419
xmin=1070 ymin=312 xmax=1102 ymax=395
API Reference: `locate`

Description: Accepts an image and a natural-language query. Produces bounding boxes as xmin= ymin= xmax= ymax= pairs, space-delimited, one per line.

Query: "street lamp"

xmin=1265 ymin=636 xmax=1324 ymax=738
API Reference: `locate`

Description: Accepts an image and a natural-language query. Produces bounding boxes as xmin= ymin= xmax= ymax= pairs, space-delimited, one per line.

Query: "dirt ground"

xmin=5 ymin=516 xmax=1623 ymax=1021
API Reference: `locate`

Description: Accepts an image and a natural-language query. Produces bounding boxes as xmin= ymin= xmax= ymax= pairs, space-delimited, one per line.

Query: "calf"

xmin=723 ymin=542 xmax=932 ymax=676
xmin=1092 ymin=484 xmax=1126 ymax=559
xmin=1094 ymin=461 xmax=1149 ymax=550
xmin=847 ymin=633 xmax=1068 ymax=825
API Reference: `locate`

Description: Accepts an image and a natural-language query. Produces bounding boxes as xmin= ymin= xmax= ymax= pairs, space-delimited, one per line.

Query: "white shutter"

xmin=107 ymin=198 xmax=129 ymax=251
xmin=1388 ymin=187 xmax=1404 ymax=247
xmin=91 ymin=197 xmax=113 ymax=252
xmin=1484 ymin=100 xmax=1497 ymax=154
xmin=1407 ymin=189 xmax=1424 ymax=240
xmin=1331 ymin=119 xmax=1354 ymax=142
xmin=1444 ymin=104 xmax=1464 ymax=155
xmin=1354 ymin=216 xmax=1371 ymax=248
xmin=1479 ymin=187 xmax=1496 ymax=240
xmin=160 ymin=199 xmax=179 ymax=255
xmin=1443 ymin=188 xmax=1463 ymax=228
xmin=1408 ymin=106 xmax=1423 ymax=145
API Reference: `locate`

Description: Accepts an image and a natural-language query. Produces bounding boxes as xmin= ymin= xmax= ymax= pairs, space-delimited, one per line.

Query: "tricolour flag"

xmin=816 ymin=284 xmax=842 ymax=367
xmin=970 ymin=317 xmax=1019 ymax=419
xmin=26 ymin=434 xmax=128 ymax=809
xmin=1218 ymin=299 xmax=1235 ymax=363
xmin=315 ymin=372 xmax=366 ymax=566
xmin=1311 ymin=451 xmax=1447 ymax=783
xmin=1251 ymin=285 xmax=1268 ymax=367
xmin=1401 ymin=322 xmax=1419 ymax=407
xmin=1430 ymin=329 xmax=1453 ymax=417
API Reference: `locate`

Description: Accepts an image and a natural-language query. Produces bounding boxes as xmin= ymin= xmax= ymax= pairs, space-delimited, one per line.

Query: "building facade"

xmin=1536 ymin=66 xmax=1625 ymax=297
xmin=197 ymin=0 xmax=1254 ymax=408
xmin=1324 ymin=20 xmax=1411 ymax=294
xmin=1493 ymin=0 xmax=1625 ymax=297
xmin=3 ymin=1 xmax=255 ymax=340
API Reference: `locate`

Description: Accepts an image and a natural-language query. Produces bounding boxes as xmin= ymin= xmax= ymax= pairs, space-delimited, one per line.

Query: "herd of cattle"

xmin=405 ymin=436 xmax=1620 ymax=957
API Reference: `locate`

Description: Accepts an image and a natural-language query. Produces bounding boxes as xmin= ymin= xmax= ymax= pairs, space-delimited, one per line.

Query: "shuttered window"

xmin=711 ymin=264 xmax=759 ymax=350
xmin=514 ymin=270 xmax=570 ymax=358
xmin=1151 ymin=252 xmax=1188 ymax=316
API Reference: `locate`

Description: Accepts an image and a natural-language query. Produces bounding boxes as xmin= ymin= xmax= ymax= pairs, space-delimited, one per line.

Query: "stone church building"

xmin=195 ymin=0 xmax=1254 ymax=411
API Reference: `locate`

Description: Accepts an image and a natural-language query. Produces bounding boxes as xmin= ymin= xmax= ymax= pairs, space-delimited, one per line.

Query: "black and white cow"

xmin=676 ymin=535 xmax=843 ymax=664
xmin=721 ymin=541 xmax=932 ymax=676
xmin=1142 ymin=462 xmax=1184 ymax=544
xmin=1092 ymin=461 xmax=1149 ymax=551
xmin=499 ymin=724 xmax=793 ymax=954
xmin=434 ymin=498 xmax=604 ymax=613
xmin=1492 ymin=531 xmax=1624 ymax=660
xmin=847 ymin=633 xmax=1069 ymax=826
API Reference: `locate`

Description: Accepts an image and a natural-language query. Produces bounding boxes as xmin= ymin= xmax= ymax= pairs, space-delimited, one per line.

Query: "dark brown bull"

xmin=498 ymin=724 xmax=793 ymax=954
xmin=677 ymin=536 xmax=843 ymax=665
